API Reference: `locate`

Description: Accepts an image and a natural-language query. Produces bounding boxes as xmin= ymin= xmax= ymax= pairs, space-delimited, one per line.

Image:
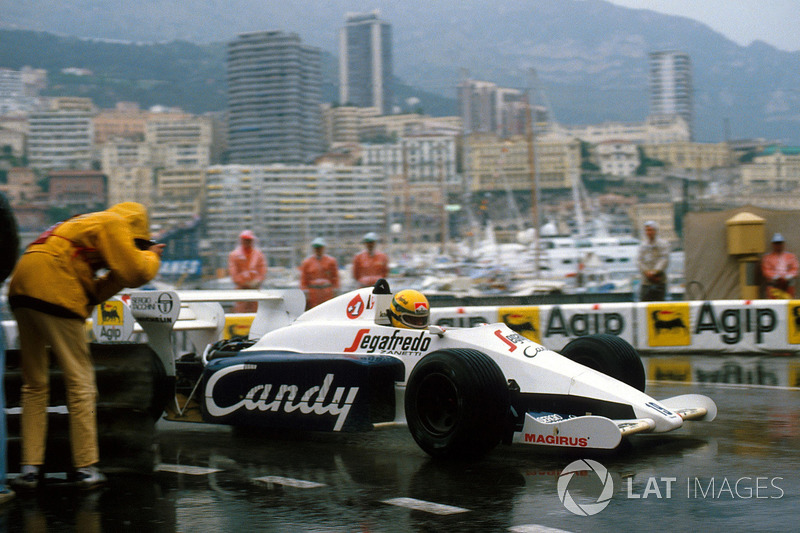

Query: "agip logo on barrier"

xmin=91 ymin=298 xmax=134 ymax=343
xmin=647 ymin=303 xmax=691 ymax=347
xmin=97 ymin=301 xmax=124 ymax=325
xmin=786 ymin=301 xmax=800 ymax=344
xmin=499 ymin=307 xmax=541 ymax=343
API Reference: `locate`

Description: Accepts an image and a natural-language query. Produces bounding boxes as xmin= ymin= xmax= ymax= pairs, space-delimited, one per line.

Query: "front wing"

xmin=511 ymin=394 xmax=717 ymax=450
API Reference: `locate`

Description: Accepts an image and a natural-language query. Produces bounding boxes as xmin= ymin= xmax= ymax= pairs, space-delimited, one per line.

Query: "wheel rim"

xmin=415 ymin=372 xmax=460 ymax=436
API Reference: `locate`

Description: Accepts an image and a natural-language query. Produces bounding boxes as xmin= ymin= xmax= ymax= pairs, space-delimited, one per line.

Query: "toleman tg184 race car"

xmin=125 ymin=279 xmax=716 ymax=460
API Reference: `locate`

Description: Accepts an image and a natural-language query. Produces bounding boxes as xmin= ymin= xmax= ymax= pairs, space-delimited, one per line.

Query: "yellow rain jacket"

xmin=9 ymin=202 xmax=161 ymax=319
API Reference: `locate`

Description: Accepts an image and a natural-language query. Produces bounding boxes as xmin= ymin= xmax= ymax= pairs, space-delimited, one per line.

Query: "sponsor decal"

xmin=97 ymin=301 xmax=123 ymax=325
xmin=523 ymin=345 xmax=547 ymax=358
xmin=157 ymin=292 xmax=174 ymax=314
xmin=545 ymin=306 xmax=625 ymax=338
xmin=343 ymin=328 xmax=431 ymax=355
xmin=205 ymin=365 xmax=358 ymax=431
xmin=499 ymin=307 xmax=540 ymax=342
xmin=788 ymin=301 xmax=800 ymax=344
xmin=524 ymin=433 xmax=589 ymax=447
xmin=533 ymin=412 xmax=567 ymax=424
xmin=647 ymin=303 xmax=691 ymax=347
xmin=91 ymin=298 xmax=133 ymax=342
xmin=494 ymin=329 xmax=528 ymax=352
xmin=694 ymin=302 xmax=777 ymax=345
xmin=224 ymin=316 xmax=254 ymax=339
xmin=645 ymin=401 xmax=679 ymax=418
xmin=347 ymin=294 xmax=365 ymax=319
xmin=129 ymin=291 xmax=180 ymax=324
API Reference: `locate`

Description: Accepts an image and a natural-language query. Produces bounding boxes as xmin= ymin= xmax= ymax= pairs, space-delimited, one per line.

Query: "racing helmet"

xmin=388 ymin=289 xmax=430 ymax=329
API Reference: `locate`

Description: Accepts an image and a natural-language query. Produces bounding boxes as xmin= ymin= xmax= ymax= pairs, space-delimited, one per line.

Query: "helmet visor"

xmin=399 ymin=313 xmax=428 ymax=328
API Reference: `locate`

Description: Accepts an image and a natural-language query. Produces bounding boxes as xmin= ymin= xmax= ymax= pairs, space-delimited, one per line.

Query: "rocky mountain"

xmin=3 ymin=0 xmax=799 ymax=143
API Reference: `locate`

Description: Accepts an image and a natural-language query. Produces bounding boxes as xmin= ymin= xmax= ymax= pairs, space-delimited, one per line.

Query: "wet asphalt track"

xmin=1 ymin=379 xmax=799 ymax=532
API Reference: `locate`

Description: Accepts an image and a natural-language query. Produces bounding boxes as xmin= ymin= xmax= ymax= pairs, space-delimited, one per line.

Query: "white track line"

xmin=253 ymin=476 xmax=326 ymax=489
xmin=156 ymin=464 xmax=222 ymax=475
xmin=381 ymin=497 xmax=469 ymax=515
xmin=509 ymin=526 xmax=575 ymax=533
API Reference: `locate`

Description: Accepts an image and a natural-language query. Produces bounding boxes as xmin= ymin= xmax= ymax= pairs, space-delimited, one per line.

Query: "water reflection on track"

xmin=2 ymin=382 xmax=799 ymax=532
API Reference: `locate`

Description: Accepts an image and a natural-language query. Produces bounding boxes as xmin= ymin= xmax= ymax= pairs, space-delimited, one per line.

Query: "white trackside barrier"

xmin=4 ymin=296 xmax=800 ymax=360
xmin=431 ymin=299 xmax=800 ymax=355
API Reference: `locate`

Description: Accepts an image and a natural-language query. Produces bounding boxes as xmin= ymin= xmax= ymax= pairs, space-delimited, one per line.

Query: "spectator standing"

xmin=637 ymin=220 xmax=670 ymax=301
xmin=352 ymin=232 xmax=389 ymax=288
xmin=299 ymin=238 xmax=339 ymax=309
xmin=761 ymin=232 xmax=799 ymax=299
xmin=0 ymin=191 xmax=19 ymax=503
xmin=8 ymin=202 xmax=163 ymax=490
xmin=228 ymin=230 xmax=267 ymax=313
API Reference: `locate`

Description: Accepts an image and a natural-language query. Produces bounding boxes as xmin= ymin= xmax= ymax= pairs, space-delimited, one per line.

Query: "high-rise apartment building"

xmin=205 ymin=164 xmax=387 ymax=268
xmin=458 ymin=79 xmax=533 ymax=137
xmin=28 ymin=97 xmax=95 ymax=172
xmin=227 ymin=31 xmax=324 ymax=164
xmin=649 ymin=51 xmax=693 ymax=139
xmin=339 ymin=11 xmax=393 ymax=114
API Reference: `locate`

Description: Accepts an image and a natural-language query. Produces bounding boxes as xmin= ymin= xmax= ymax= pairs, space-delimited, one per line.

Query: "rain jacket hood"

xmin=106 ymin=202 xmax=151 ymax=240
xmin=9 ymin=203 xmax=161 ymax=319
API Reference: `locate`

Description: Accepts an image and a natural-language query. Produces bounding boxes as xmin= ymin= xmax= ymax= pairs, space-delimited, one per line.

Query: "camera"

xmin=134 ymin=238 xmax=159 ymax=251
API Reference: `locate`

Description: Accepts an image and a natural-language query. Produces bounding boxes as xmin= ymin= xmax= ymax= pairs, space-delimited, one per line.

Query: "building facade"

xmin=464 ymin=133 xmax=581 ymax=194
xmin=458 ymin=79 xmax=534 ymax=137
xmin=557 ymin=115 xmax=691 ymax=146
xmin=227 ymin=31 xmax=324 ymax=164
xmin=27 ymin=97 xmax=95 ymax=172
xmin=204 ymin=164 xmax=388 ymax=269
xmin=47 ymin=170 xmax=106 ymax=211
xmin=322 ymin=104 xmax=380 ymax=147
xmin=339 ymin=11 xmax=393 ymax=114
xmin=146 ymin=117 xmax=212 ymax=168
xmin=362 ymin=135 xmax=458 ymax=186
xmin=0 ymin=167 xmax=41 ymax=204
xmin=649 ymin=51 xmax=693 ymax=139
xmin=642 ymin=141 xmax=732 ymax=170
xmin=740 ymin=146 xmax=800 ymax=191
xmin=595 ymin=140 xmax=640 ymax=177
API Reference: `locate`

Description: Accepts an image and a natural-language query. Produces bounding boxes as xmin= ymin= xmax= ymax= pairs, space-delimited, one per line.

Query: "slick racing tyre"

xmin=405 ymin=349 xmax=510 ymax=460
xmin=560 ymin=334 xmax=646 ymax=392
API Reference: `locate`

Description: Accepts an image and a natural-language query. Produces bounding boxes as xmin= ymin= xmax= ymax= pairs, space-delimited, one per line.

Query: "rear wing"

xmin=91 ymin=289 xmax=305 ymax=377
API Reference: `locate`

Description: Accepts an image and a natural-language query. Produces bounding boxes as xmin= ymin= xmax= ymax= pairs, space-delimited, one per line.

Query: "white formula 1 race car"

xmin=135 ymin=280 xmax=716 ymax=460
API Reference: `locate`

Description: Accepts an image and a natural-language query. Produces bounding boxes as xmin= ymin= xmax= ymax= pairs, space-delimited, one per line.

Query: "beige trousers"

xmin=13 ymin=307 xmax=98 ymax=468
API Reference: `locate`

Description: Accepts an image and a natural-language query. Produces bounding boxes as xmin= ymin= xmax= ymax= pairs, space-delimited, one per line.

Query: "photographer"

xmin=8 ymin=202 xmax=163 ymax=490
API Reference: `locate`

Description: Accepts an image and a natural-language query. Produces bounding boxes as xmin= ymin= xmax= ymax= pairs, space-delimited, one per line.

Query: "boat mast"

xmin=524 ymin=77 xmax=541 ymax=277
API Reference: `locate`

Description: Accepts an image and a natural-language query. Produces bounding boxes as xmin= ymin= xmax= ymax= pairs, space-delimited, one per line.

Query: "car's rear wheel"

xmin=560 ymin=334 xmax=646 ymax=392
xmin=405 ymin=349 xmax=510 ymax=460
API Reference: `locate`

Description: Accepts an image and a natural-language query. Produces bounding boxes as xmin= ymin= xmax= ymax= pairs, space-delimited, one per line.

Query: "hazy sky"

xmin=607 ymin=0 xmax=800 ymax=52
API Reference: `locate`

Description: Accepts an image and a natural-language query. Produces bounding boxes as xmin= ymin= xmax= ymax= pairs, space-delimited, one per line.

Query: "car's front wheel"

xmin=560 ymin=334 xmax=646 ymax=391
xmin=405 ymin=349 xmax=510 ymax=460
